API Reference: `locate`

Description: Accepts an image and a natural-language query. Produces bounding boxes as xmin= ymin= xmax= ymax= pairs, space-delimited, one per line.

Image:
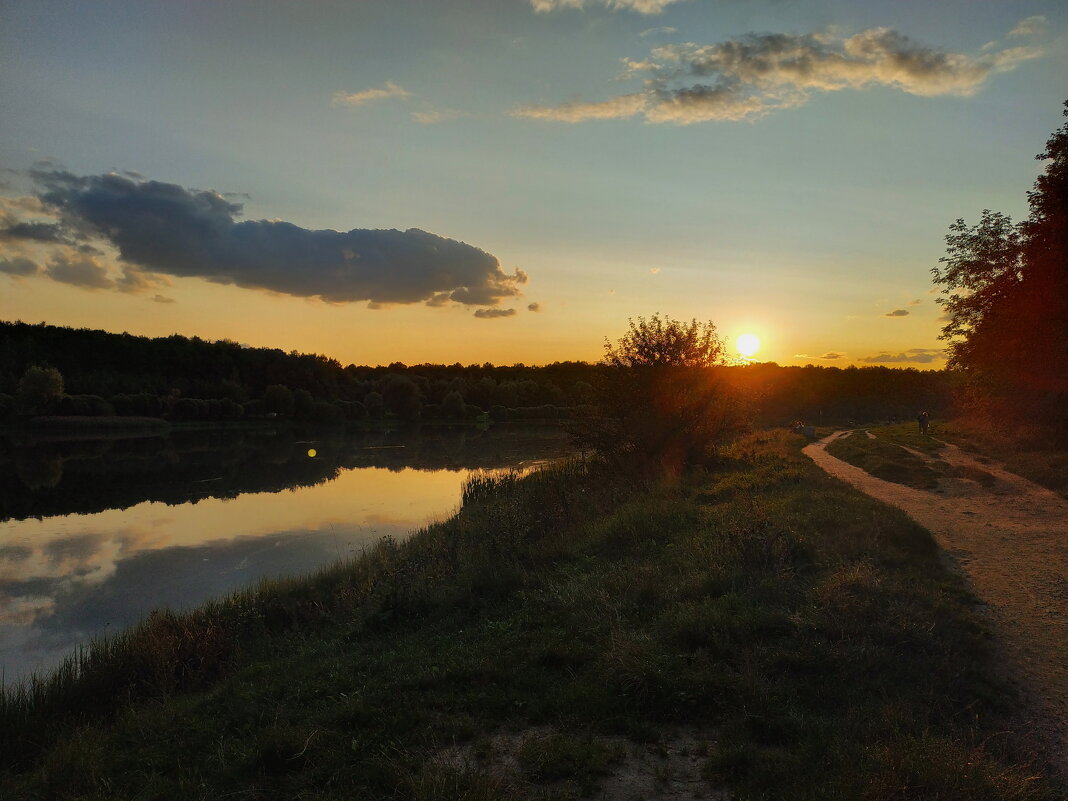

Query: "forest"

xmin=0 ymin=319 xmax=950 ymax=428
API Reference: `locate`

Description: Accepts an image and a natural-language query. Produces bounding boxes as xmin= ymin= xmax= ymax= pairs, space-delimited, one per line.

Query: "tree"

xmin=382 ymin=375 xmax=422 ymax=422
xmin=932 ymin=100 xmax=1068 ymax=442
xmin=17 ymin=365 xmax=64 ymax=413
xmin=263 ymin=384 xmax=295 ymax=417
xmin=577 ymin=315 xmax=745 ymax=476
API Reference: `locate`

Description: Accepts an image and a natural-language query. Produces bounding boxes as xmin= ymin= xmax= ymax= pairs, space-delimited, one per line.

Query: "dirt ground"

xmin=805 ymin=431 xmax=1068 ymax=782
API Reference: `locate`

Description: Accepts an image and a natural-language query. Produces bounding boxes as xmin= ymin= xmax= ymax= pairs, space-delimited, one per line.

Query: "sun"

xmin=736 ymin=333 xmax=761 ymax=358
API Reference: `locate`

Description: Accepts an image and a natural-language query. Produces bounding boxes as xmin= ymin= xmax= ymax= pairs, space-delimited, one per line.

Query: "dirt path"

xmin=804 ymin=431 xmax=1068 ymax=780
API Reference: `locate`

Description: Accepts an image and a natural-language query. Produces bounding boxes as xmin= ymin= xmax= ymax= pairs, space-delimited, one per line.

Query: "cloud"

xmin=411 ymin=108 xmax=467 ymax=125
xmin=858 ymin=348 xmax=945 ymax=364
xmin=1009 ymin=16 xmax=1046 ymax=38
xmin=794 ymin=352 xmax=844 ymax=361
xmin=515 ymin=25 xmax=1043 ymax=124
xmin=23 ymin=170 xmax=526 ymax=308
xmin=648 ymin=267 xmax=661 ymax=274
xmin=527 ymin=302 xmax=541 ymax=312
xmin=152 ymin=294 xmax=176 ymax=304
xmin=44 ymin=252 xmax=113 ymax=289
xmin=0 ymin=256 xmax=38 ymax=276
xmin=513 ymin=93 xmax=649 ymax=122
xmin=908 ymin=298 xmax=922 ymax=306
xmin=332 ymin=81 xmax=411 ymax=107
xmin=473 ymin=308 xmax=516 ymax=319
xmin=884 ymin=309 xmax=910 ymax=317
xmin=640 ymin=26 xmax=677 ymax=37
xmin=531 ymin=0 xmax=685 ymax=13
xmin=0 ymin=220 xmax=69 ymax=243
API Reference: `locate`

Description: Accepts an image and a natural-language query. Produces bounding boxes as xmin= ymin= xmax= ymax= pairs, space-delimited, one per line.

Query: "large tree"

xmin=932 ymin=100 xmax=1068 ymax=442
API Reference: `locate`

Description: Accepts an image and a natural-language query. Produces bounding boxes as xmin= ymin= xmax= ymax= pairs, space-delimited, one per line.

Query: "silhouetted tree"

xmin=263 ymin=384 xmax=295 ymax=417
xmin=578 ymin=315 xmax=745 ymax=476
xmin=382 ymin=375 xmax=421 ymax=422
xmin=17 ymin=365 xmax=64 ymax=413
xmin=933 ymin=100 xmax=1068 ymax=442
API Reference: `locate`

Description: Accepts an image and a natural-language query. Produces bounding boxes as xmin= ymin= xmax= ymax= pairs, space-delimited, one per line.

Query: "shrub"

xmin=576 ymin=315 xmax=746 ymax=476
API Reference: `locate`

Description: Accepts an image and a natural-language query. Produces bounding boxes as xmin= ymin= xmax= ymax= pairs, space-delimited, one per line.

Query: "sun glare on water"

xmin=736 ymin=333 xmax=761 ymax=358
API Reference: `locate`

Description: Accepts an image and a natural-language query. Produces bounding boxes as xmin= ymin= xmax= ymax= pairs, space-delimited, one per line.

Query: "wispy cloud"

xmin=648 ymin=267 xmax=661 ymax=274
xmin=531 ymin=0 xmax=686 ymax=14
xmin=908 ymin=298 xmax=922 ymax=306
xmin=411 ymin=107 xmax=467 ymax=125
xmin=473 ymin=308 xmax=517 ymax=319
xmin=1009 ymin=15 xmax=1047 ymax=38
xmin=332 ymin=81 xmax=411 ymax=107
xmin=640 ymin=26 xmax=677 ymax=37
xmin=884 ymin=309 xmax=910 ymax=317
xmin=794 ymin=352 xmax=845 ymax=361
xmin=513 ymin=24 xmax=1044 ymax=124
xmin=858 ymin=348 xmax=945 ymax=364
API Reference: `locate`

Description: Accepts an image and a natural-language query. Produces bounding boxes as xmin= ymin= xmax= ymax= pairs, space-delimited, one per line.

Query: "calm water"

xmin=0 ymin=424 xmax=570 ymax=683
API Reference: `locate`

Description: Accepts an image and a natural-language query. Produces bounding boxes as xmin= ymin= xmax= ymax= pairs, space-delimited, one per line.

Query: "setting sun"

xmin=737 ymin=333 xmax=761 ymax=358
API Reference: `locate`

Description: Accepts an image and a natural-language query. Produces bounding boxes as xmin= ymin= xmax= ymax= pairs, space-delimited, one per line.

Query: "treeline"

xmin=0 ymin=320 xmax=950 ymax=427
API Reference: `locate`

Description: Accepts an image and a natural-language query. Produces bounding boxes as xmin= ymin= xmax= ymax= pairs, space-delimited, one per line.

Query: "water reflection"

xmin=0 ymin=425 xmax=570 ymax=682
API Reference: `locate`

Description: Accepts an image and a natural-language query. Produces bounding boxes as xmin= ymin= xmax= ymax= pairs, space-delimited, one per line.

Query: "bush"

xmin=110 ymin=393 xmax=165 ymax=417
xmin=17 ymin=365 xmax=64 ymax=413
xmin=576 ymin=315 xmax=746 ymax=476
xmin=310 ymin=401 xmax=344 ymax=424
xmin=55 ymin=394 xmax=115 ymax=417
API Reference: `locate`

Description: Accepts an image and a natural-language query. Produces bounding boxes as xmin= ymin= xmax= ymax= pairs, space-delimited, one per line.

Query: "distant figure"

xmin=917 ymin=411 xmax=930 ymax=435
xmin=792 ymin=421 xmax=816 ymax=440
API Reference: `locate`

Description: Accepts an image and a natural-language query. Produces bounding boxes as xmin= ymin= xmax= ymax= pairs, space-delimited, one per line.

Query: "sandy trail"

xmin=804 ymin=431 xmax=1068 ymax=780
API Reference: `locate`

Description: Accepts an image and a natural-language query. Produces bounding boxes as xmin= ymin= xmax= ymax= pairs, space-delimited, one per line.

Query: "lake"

xmin=0 ymin=424 xmax=571 ymax=684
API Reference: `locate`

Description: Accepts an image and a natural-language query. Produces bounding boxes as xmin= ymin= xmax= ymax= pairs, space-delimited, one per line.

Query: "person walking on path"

xmin=917 ymin=411 xmax=930 ymax=435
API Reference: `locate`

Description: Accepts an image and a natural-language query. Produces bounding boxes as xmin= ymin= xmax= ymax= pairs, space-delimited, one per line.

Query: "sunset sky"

xmin=1 ymin=0 xmax=1065 ymax=368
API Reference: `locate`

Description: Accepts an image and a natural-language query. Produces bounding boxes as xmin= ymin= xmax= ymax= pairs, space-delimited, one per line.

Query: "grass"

xmin=825 ymin=428 xmax=945 ymax=489
xmin=1 ymin=431 xmax=1060 ymax=800
xmin=937 ymin=418 xmax=1068 ymax=500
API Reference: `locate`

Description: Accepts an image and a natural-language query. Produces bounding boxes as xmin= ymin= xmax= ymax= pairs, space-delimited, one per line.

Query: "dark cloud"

xmin=152 ymin=294 xmax=176 ymax=304
xmin=0 ymin=256 xmax=38 ymax=276
xmin=473 ymin=308 xmax=517 ymax=319
xmin=527 ymin=302 xmax=542 ymax=312
xmin=0 ymin=221 xmax=69 ymax=243
xmin=26 ymin=171 xmax=526 ymax=308
xmin=0 ymin=544 xmax=33 ymax=561
xmin=884 ymin=309 xmax=910 ymax=317
xmin=858 ymin=349 xmax=945 ymax=364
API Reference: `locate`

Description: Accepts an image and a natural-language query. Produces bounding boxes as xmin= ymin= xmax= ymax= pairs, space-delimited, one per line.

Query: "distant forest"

xmin=0 ymin=320 xmax=949 ymax=427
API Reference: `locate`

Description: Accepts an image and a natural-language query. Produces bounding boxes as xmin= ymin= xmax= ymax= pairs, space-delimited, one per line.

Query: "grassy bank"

xmin=2 ymin=431 xmax=1058 ymax=800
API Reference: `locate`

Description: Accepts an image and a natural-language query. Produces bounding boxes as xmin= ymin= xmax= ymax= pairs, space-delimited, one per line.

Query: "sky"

xmin=1 ymin=0 xmax=1065 ymax=368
